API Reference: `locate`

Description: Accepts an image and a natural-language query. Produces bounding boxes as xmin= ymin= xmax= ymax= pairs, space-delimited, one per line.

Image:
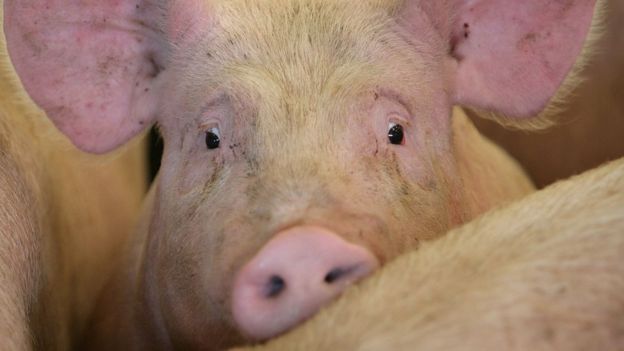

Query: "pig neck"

xmin=1 ymin=41 xmax=147 ymax=350
xmin=452 ymin=107 xmax=535 ymax=219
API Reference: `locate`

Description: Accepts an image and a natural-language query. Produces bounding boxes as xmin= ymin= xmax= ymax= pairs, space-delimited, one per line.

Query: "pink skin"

xmin=147 ymin=85 xmax=457 ymax=346
xmin=4 ymin=0 xmax=597 ymax=349
xmin=232 ymin=226 xmax=379 ymax=340
xmin=452 ymin=0 xmax=596 ymax=117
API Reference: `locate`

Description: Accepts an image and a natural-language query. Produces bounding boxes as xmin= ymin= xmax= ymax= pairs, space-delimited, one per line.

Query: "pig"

xmin=0 ymin=9 xmax=147 ymax=350
xmin=470 ymin=0 xmax=624 ymax=188
xmin=3 ymin=0 xmax=599 ymax=349
xmin=237 ymin=158 xmax=624 ymax=351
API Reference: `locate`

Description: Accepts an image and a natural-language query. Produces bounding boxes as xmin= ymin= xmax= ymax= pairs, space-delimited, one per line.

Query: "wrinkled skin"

xmin=0 ymin=12 xmax=147 ymax=351
xmin=4 ymin=0 xmax=599 ymax=349
xmin=238 ymin=158 xmax=624 ymax=351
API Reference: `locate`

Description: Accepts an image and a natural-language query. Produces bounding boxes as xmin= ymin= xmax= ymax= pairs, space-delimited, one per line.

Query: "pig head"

xmin=4 ymin=0 xmax=597 ymax=349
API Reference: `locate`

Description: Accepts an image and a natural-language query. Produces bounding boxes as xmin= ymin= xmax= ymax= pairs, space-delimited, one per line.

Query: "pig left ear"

xmin=441 ymin=0 xmax=598 ymax=118
xmin=3 ymin=1 xmax=168 ymax=153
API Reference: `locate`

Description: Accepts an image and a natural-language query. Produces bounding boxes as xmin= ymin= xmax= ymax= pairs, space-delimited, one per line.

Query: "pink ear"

xmin=4 ymin=1 xmax=167 ymax=153
xmin=450 ymin=0 xmax=597 ymax=118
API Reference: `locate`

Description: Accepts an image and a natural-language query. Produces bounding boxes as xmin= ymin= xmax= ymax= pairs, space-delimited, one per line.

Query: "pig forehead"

xmin=177 ymin=0 xmax=437 ymax=101
xmin=211 ymin=0 xmax=401 ymax=34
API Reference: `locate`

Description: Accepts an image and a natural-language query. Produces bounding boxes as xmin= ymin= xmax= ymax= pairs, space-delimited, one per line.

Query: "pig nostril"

xmin=324 ymin=266 xmax=353 ymax=284
xmin=265 ymin=275 xmax=286 ymax=298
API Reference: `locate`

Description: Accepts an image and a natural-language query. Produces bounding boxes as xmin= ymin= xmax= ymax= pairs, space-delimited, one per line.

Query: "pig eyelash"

xmin=205 ymin=127 xmax=221 ymax=150
xmin=388 ymin=122 xmax=405 ymax=145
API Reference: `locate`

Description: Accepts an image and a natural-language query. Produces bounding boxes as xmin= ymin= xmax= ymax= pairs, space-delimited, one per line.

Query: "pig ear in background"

xmin=3 ymin=1 xmax=168 ymax=153
xmin=449 ymin=0 xmax=598 ymax=119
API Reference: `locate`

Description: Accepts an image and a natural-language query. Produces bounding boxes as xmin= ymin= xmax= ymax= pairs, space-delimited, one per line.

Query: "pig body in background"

xmin=4 ymin=0 xmax=600 ymax=349
xmin=472 ymin=0 xmax=624 ymax=188
xmin=0 ymin=12 xmax=147 ymax=349
xmin=241 ymin=157 xmax=624 ymax=351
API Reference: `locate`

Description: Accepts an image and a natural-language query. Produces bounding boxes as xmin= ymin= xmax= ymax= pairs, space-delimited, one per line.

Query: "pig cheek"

xmin=154 ymin=207 xmax=243 ymax=346
xmin=147 ymin=157 xmax=250 ymax=344
xmin=395 ymin=147 xmax=462 ymax=243
xmin=368 ymin=153 xmax=456 ymax=253
xmin=173 ymin=178 xmax=260 ymax=307
xmin=161 ymin=146 xmax=225 ymax=196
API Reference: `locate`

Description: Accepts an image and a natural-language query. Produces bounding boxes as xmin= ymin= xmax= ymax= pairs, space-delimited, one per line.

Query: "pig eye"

xmin=388 ymin=123 xmax=404 ymax=145
xmin=205 ymin=127 xmax=221 ymax=150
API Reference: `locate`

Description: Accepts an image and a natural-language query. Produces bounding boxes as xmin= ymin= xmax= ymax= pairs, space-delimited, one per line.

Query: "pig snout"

xmin=231 ymin=226 xmax=379 ymax=340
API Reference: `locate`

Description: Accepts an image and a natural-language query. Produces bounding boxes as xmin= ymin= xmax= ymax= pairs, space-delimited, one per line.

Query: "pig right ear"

xmin=413 ymin=0 xmax=598 ymax=119
xmin=4 ymin=1 xmax=170 ymax=153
